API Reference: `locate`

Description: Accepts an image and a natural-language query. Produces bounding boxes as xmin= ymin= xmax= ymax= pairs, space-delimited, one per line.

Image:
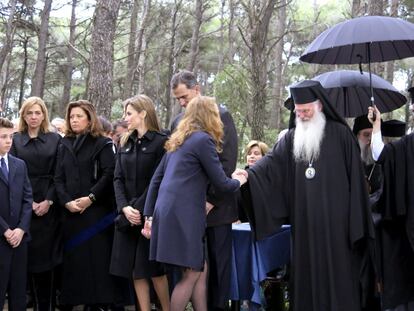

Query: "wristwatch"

xmin=88 ymin=193 xmax=96 ymax=202
xmin=47 ymin=200 xmax=54 ymax=206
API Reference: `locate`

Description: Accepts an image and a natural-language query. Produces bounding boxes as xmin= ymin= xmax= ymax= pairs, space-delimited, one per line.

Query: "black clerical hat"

xmin=285 ymin=80 xmax=348 ymax=129
xmin=353 ymin=115 xmax=372 ymax=135
xmin=381 ymin=119 xmax=406 ymax=137
xmin=290 ymin=80 xmax=320 ymax=104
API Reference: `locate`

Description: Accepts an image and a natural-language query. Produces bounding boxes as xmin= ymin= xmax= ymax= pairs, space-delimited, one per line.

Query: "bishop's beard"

xmin=293 ymin=110 xmax=326 ymax=163
xmin=359 ymin=140 xmax=375 ymax=165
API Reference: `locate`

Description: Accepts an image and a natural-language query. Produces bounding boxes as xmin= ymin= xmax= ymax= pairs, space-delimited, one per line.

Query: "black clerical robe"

xmin=245 ymin=120 xmax=374 ymax=311
xmin=376 ymin=133 xmax=414 ymax=309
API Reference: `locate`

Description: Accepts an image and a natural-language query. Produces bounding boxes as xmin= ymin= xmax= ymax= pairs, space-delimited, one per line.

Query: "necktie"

xmin=1 ymin=157 xmax=8 ymax=182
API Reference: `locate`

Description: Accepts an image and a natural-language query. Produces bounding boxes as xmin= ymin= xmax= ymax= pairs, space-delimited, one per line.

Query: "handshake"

xmin=232 ymin=168 xmax=248 ymax=187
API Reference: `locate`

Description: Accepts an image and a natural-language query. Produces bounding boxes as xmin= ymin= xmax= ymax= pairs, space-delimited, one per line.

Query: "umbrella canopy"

xmin=300 ymin=15 xmax=414 ymax=64
xmin=311 ymin=70 xmax=406 ymax=117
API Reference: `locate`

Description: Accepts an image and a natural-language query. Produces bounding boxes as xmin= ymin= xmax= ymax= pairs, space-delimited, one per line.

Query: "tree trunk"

xmin=368 ymin=0 xmax=384 ymax=76
xmin=217 ymin=0 xmax=225 ymax=73
xmin=351 ymin=0 xmax=361 ymax=17
xmin=61 ymin=0 xmax=78 ymax=116
xmin=228 ymin=0 xmax=236 ymax=62
xmin=384 ymin=0 xmax=399 ymax=83
xmin=165 ymin=0 xmax=181 ymax=128
xmin=31 ymin=0 xmax=53 ymax=97
xmin=186 ymin=0 xmax=204 ymax=73
xmin=123 ymin=0 xmax=151 ymax=98
xmin=19 ymin=37 xmax=29 ymax=109
xmin=270 ymin=0 xmax=287 ymax=130
xmin=135 ymin=0 xmax=151 ymax=94
xmin=88 ymin=0 xmax=122 ymax=118
xmin=0 ymin=0 xmax=17 ymax=75
xmin=242 ymin=0 xmax=278 ymax=141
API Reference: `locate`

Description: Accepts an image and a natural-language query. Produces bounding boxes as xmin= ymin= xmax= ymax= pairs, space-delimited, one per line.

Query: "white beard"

xmin=293 ymin=110 xmax=326 ymax=163
xmin=359 ymin=140 xmax=375 ymax=165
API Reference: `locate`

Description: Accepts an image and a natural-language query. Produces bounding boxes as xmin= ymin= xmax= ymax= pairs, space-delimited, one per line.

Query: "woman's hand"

xmin=232 ymin=168 xmax=248 ymax=186
xmin=34 ymin=200 xmax=51 ymax=216
xmin=141 ymin=218 xmax=152 ymax=239
xmin=65 ymin=200 xmax=83 ymax=213
xmin=76 ymin=196 xmax=93 ymax=214
xmin=122 ymin=206 xmax=141 ymax=225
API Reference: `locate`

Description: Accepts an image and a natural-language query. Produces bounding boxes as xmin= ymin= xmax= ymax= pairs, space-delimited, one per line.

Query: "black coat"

xmin=245 ymin=121 xmax=375 ymax=311
xmin=54 ymin=133 xmax=118 ymax=305
xmin=110 ymin=130 xmax=167 ymax=278
xmin=171 ymin=106 xmax=238 ymax=226
xmin=10 ymin=131 xmax=62 ymax=273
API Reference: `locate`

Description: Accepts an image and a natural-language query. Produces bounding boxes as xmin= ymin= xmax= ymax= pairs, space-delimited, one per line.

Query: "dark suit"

xmin=171 ymin=105 xmax=238 ymax=309
xmin=0 ymin=154 xmax=33 ymax=311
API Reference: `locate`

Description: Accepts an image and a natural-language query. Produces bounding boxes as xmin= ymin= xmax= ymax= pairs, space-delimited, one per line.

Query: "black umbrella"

xmin=300 ymin=15 xmax=414 ymax=109
xmin=311 ymin=70 xmax=406 ymax=117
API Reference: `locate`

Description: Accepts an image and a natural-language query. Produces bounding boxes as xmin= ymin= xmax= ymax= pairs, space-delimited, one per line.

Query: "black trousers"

xmin=206 ymin=224 xmax=232 ymax=310
xmin=0 ymin=243 xmax=28 ymax=311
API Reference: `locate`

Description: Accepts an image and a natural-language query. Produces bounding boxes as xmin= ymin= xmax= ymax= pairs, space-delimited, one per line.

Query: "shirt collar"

xmin=131 ymin=130 xmax=155 ymax=142
xmin=21 ymin=131 xmax=47 ymax=146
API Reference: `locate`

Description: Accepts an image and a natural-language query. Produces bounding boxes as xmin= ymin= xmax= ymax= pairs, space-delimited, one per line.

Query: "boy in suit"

xmin=0 ymin=117 xmax=33 ymax=311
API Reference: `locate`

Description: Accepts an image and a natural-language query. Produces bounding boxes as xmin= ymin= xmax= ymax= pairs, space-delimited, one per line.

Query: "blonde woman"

xmin=142 ymin=96 xmax=246 ymax=311
xmin=10 ymin=97 xmax=61 ymax=310
xmin=110 ymin=95 xmax=169 ymax=311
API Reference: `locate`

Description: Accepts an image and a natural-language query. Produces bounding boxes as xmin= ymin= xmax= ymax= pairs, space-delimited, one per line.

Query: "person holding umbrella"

xmin=368 ymin=105 xmax=414 ymax=311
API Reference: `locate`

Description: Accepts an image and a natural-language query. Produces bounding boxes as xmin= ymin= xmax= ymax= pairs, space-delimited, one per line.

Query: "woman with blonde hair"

xmin=110 ymin=95 xmax=169 ymax=311
xmin=11 ymin=96 xmax=61 ymax=310
xmin=142 ymin=96 xmax=246 ymax=311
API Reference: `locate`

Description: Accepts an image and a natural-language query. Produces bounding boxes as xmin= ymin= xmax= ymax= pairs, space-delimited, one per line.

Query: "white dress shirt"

xmin=371 ymin=131 xmax=385 ymax=161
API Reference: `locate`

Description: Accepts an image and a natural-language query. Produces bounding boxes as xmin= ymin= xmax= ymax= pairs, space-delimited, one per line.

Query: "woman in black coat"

xmin=110 ymin=95 xmax=169 ymax=311
xmin=54 ymin=100 xmax=117 ymax=309
xmin=10 ymin=97 xmax=61 ymax=311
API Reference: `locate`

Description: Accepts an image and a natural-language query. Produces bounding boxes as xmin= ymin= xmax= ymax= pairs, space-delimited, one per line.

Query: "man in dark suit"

xmin=170 ymin=70 xmax=238 ymax=311
xmin=0 ymin=117 xmax=33 ymax=311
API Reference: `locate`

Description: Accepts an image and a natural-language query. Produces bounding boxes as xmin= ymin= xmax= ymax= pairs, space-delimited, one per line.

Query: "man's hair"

xmin=113 ymin=119 xmax=127 ymax=129
xmin=171 ymin=70 xmax=198 ymax=90
xmin=0 ymin=117 xmax=14 ymax=129
xmin=51 ymin=117 xmax=65 ymax=125
xmin=99 ymin=116 xmax=113 ymax=134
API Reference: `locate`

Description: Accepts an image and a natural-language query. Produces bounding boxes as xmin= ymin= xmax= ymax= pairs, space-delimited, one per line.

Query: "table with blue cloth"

xmin=230 ymin=223 xmax=291 ymax=306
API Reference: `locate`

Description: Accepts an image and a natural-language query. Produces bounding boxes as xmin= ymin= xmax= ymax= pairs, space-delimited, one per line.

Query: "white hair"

xmin=359 ymin=139 xmax=375 ymax=165
xmin=293 ymin=103 xmax=326 ymax=163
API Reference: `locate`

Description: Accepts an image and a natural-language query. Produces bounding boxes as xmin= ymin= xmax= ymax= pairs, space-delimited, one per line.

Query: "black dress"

xmin=54 ymin=133 xmax=118 ymax=305
xmin=10 ymin=131 xmax=62 ymax=273
xmin=110 ymin=130 xmax=167 ymax=279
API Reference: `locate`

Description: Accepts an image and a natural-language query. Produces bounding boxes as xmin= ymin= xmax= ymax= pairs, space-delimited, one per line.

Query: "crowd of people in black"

xmin=0 ymin=70 xmax=414 ymax=311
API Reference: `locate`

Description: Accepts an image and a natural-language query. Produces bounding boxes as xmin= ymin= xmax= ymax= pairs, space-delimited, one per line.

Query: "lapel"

xmin=6 ymin=155 xmax=17 ymax=185
xmin=0 ymin=166 xmax=7 ymax=185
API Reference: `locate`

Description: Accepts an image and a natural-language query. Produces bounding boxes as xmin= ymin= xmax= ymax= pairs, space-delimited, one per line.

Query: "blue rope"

xmin=64 ymin=211 xmax=117 ymax=252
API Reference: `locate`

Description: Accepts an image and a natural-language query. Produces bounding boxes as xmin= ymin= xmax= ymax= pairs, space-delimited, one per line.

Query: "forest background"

xmin=0 ymin=0 xmax=413 ymax=160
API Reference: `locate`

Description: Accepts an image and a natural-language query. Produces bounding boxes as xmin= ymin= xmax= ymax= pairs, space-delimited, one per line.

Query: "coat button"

xmin=142 ymin=147 xmax=146 ymax=151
